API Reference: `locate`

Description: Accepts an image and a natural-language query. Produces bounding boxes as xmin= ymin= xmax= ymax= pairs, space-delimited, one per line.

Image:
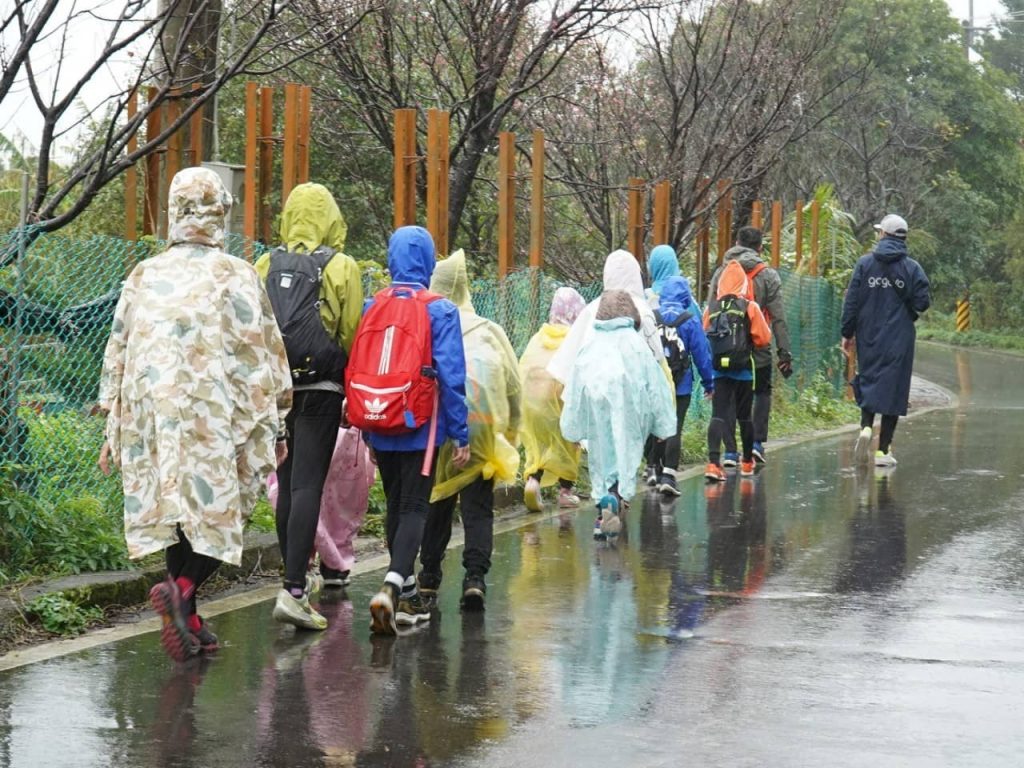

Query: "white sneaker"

xmin=645 ymin=466 xmax=659 ymax=486
xmin=524 ymin=476 xmax=543 ymax=512
xmin=874 ymin=450 xmax=897 ymax=467
xmin=273 ymin=589 xmax=328 ymax=630
xmin=854 ymin=426 xmax=873 ymax=462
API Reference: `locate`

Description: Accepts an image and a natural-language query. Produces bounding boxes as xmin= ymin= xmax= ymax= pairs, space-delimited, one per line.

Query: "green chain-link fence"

xmin=0 ymin=231 xmax=842 ymax=510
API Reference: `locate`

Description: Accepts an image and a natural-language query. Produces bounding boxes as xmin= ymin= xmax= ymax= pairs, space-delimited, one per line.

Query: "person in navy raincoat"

xmin=841 ymin=214 xmax=930 ymax=466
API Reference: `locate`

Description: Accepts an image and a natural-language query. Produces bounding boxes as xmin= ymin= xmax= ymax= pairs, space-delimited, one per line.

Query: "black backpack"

xmin=655 ymin=309 xmax=693 ymax=385
xmin=265 ymin=246 xmax=348 ymax=386
xmin=705 ymin=294 xmax=753 ymax=373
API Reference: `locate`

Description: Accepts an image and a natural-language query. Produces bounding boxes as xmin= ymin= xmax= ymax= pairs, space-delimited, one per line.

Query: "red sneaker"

xmin=149 ymin=578 xmax=199 ymax=662
xmin=704 ymin=463 xmax=726 ymax=482
xmin=740 ymin=460 xmax=755 ymax=477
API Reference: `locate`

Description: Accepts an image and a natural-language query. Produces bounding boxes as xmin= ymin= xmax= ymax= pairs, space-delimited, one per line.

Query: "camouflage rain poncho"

xmin=100 ymin=167 xmax=292 ymax=565
xmin=429 ymin=250 xmax=522 ymax=502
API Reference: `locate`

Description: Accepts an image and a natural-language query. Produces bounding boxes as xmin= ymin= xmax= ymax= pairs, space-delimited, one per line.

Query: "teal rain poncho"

xmin=559 ymin=317 xmax=676 ymax=501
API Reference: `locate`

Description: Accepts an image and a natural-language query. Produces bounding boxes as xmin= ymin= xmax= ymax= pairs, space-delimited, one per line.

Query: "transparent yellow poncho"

xmin=430 ymin=251 xmax=522 ymax=502
xmin=518 ymin=323 xmax=580 ymax=486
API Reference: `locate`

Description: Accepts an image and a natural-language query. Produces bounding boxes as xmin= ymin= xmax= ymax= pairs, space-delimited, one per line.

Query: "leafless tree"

xmin=0 ymin=0 xmax=370 ymax=243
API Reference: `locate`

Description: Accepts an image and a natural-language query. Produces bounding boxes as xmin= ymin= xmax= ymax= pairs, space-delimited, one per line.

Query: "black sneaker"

xmin=417 ymin=572 xmax=441 ymax=609
xmin=396 ymin=590 xmax=432 ymax=626
xmin=657 ymin=471 xmax=680 ymax=497
xmin=320 ymin=563 xmax=351 ymax=588
xmin=460 ymin=575 xmax=486 ymax=612
xmin=191 ymin=617 xmax=219 ymax=653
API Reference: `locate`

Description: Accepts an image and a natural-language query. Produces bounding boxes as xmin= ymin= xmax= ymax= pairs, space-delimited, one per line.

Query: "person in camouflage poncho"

xmin=99 ymin=167 xmax=292 ymax=661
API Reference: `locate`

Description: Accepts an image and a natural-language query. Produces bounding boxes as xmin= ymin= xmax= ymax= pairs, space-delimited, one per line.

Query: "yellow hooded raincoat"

xmin=429 ymin=251 xmax=522 ymax=501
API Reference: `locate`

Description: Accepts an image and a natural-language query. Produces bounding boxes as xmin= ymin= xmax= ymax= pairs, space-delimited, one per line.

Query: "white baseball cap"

xmin=874 ymin=214 xmax=908 ymax=238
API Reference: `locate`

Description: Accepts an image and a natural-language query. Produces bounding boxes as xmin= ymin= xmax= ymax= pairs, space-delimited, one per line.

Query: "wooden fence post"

xmin=189 ymin=82 xmax=204 ymax=166
xmin=771 ymin=200 xmax=782 ymax=268
xmin=393 ymin=108 xmax=417 ymax=229
xmin=426 ymin=109 xmax=450 ymax=257
xmin=809 ymin=199 xmax=821 ymax=276
xmin=716 ymin=179 xmax=730 ymax=266
xmin=244 ymin=82 xmax=258 ymax=253
xmin=529 ymin=129 xmax=545 ymax=269
xmin=297 ymin=85 xmax=311 ymax=184
xmin=696 ymin=177 xmax=711 ymax=302
xmin=627 ymin=177 xmax=645 ymax=262
xmin=498 ymin=131 xmax=516 ymax=278
xmin=143 ymin=86 xmax=161 ymax=237
xmin=751 ymin=200 xmax=762 ymax=229
xmin=282 ymin=83 xmax=299 ymax=204
xmin=794 ymin=198 xmax=805 ymax=270
xmin=125 ymin=90 xmax=138 ymax=242
xmin=258 ymin=86 xmax=274 ymax=243
xmin=653 ymin=180 xmax=671 ymax=244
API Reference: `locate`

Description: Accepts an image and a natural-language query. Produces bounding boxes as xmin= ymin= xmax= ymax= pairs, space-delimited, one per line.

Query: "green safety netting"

xmin=0 ymin=230 xmax=842 ymax=506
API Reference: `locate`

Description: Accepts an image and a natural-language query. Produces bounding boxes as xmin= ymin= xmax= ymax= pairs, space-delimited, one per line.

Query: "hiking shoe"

xmin=854 ymin=426 xmax=873 ymax=462
xmin=191 ymin=617 xmax=219 ymax=653
xmin=645 ymin=466 xmax=659 ymax=486
xmin=752 ymin=442 xmax=766 ymax=463
xmin=320 ymin=564 xmax=351 ymax=588
xmin=305 ymin=571 xmax=324 ymax=597
xmin=704 ymin=463 xmax=726 ymax=482
xmin=558 ymin=487 xmax=581 ymax=508
xmin=874 ymin=450 xmax=898 ymax=467
xmin=722 ymin=452 xmax=739 ymax=468
xmin=460 ymin=575 xmax=487 ymax=612
xmin=597 ymin=494 xmax=622 ymax=540
xmin=149 ymin=578 xmax=199 ymax=663
xmin=370 ymin=583 xmax=399 ymax=636
xmin=396 ymin=590 xmax=432 ymax=626
xmin=524 ymin=476 xmax=543 ymax=513
xmin=740 ymin=460 xmax=755 ymax=477
xmin=593 ymin=515 xmax=606 ymax=541
xmin=657 ymin=471 xmax=680 ymax=497
xmin=273 ymin=589 xmax=328 ymax=631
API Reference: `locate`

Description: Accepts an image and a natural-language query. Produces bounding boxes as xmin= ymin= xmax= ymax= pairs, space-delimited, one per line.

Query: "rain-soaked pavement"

xmin=3 ymin=343 xmax=1024 ymax=767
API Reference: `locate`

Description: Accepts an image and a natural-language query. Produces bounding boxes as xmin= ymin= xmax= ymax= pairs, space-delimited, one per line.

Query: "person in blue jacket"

xmin=645 ymin=244 xmax=681 ymax=307
xmin=841 ymin=214 xmax=930 ymax=467
xmin=366 ymin=226 xmax=471 ymax=635
xmin=646 ymin=276 xmax=715 ymax=496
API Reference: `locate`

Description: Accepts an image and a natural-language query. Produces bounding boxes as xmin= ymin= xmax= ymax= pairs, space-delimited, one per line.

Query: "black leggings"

xmin=275 ymin=390 xmax=343 ymax=591
xmin=376 ymin=449 xmax=436 ymax=581
xmin=648 ymin=394 xmax=691 ymax=472
xmin=708 ymin=377 xmax=754 ymax=464
xmin=166 ymin=527 xmax=220 ymax=616
xmin=530 ymin=470 xmax=573 ymax=490
xmin=861 ymin=409 xmax=899 ymax=454
xmin=421 ymin=476 xmax=495 ymax=586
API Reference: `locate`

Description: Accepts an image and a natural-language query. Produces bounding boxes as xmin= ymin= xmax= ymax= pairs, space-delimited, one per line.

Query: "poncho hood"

xmin=725 ymin=244 xmax=763 ymax=272
xmin=648 ymin=245 xmax=680 ymax=294
xmin=716 ymin=259 xmax=751 ymax=299
xmin=548 ymin=286 xmax=586 ymax=326
xmin=167 ymin=167 xmax=232 ymax=249
xmin=538 ymin=322 xmax=569 ymax=350
xmin=388 ymin=226 xmax=436 ymax=286
xmin=594 ymin=316 xmax=636 ymax=333
xmin=430 ymin=249 xmax=474 ymax=312
xmin=659 ymin=276 xmax=694 ymax=323
xmin=872 ymin=235 xmax=908 ymax=264
xmin=603 ymin=249 xmax=644 ymax=298
xmin=280 ymin=183 xmax=348 ymax=253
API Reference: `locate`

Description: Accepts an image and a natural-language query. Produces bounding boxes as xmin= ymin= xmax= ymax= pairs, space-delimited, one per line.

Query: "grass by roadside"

xmin=918 ymin=311 xmax=1024 ymax=355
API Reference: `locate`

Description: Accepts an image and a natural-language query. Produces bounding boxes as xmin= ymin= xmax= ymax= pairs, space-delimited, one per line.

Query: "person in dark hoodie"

xmin=710 ymin=227 xmax=793 ymax=465
xmin=842 ymin=214 xmax=930 ymax=467
xmin=646 ymin=276 xmax=715 ymax=496
xmin=361 ymin=227 xmax=471 ymax=635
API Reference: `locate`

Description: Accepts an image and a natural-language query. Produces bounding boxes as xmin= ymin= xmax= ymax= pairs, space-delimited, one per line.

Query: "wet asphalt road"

xmin=3 ymin=343 xmax=1024 ymax=767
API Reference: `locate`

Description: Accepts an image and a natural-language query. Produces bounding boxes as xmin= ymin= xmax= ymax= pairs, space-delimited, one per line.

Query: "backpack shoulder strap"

xmin=747 ymin=262 xmax=768 ymax=280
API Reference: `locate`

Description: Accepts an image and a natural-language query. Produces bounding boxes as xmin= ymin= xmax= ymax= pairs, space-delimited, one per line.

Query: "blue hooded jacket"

xmin=647 ymin=245 xmax=681 ymax=299
xmin=657 ymin=276 xmax=715 ymax=397
xmin=366 ymin=226 xmax=470 ymax=452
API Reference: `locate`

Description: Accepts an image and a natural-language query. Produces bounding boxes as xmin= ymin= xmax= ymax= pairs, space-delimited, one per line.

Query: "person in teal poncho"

xmin=560 ymin=290 xmax=676 ymax=541
xmin=645 ymin=244 xmax=681 ymax=307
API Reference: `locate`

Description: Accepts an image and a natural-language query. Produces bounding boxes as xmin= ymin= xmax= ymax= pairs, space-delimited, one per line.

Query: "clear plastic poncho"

xmin=430 ymin=251 xmax=522 ymax=501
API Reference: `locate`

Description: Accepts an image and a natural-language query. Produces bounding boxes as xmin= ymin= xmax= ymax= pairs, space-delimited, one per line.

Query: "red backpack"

xmin=345 ymin=286 xmax=441 ymax=435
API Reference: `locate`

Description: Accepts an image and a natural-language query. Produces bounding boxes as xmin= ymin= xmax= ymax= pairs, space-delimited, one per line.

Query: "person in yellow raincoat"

xmin=519 ymin=287 xmax=587 ymax=513
xmin=255 ymin=183 xmax=364 ymax=632
xmin=419 ymin=250 xmax=521 ymax=610
xmin=98 ymin=167 xmax=292 ymax=662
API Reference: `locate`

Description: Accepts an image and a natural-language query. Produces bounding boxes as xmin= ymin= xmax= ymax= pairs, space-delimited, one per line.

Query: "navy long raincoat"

xmin=841 ymin=236 xmax=931 ymax=416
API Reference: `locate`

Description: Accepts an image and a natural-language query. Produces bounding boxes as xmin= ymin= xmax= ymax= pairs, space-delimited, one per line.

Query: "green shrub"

xmin=26 ymin=594 xmax=104 ymax=635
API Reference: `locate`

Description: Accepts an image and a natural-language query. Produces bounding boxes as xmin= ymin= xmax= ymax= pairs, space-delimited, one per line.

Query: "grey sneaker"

xmin=645 ymin=466 xmax=659 ymax=486
xmin=874 ymin=450 xmax=897 ymax=467
xmin=657 ymin=470 xmax=680 ymax=497
xmin=396 ymin=591 xmax=432 ymax=626
xmin=854 ymin=426 xmax=873 ymax=462
xmin=273 ymin=589 xmax=328 ymax=631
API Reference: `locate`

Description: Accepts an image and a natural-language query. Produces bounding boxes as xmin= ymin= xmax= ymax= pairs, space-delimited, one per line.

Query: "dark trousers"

xmin=861 ymin=409 xmax=899 ymax=453
xmin=529 ymin=470 xmax=573 ymax=490
xmin=708 ymin=377 xmax=754 ymax=464
xmin=724 ymin=365 xmax=772 ymax=452
xmin=166 ymin=527 xmax=220 ymax=616
xmin=275 ymin=390 xmax=343 ymax=590
xmin=420 ymin=476 xmax=495 ymax=587
xmin=376 ymin=449 xmax=435 ymax=581
xmin=648 ymin=394 xmax=692 ymax=472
